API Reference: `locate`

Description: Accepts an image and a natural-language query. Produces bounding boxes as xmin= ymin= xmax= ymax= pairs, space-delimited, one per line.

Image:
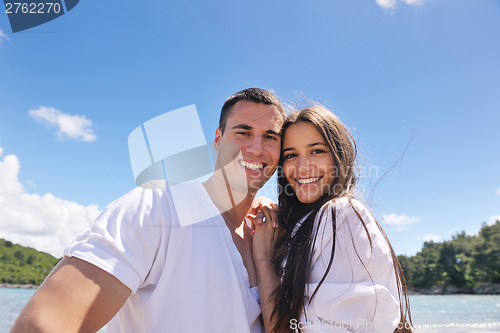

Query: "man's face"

xmin=214 ymin=101 xmax=283 ymax=194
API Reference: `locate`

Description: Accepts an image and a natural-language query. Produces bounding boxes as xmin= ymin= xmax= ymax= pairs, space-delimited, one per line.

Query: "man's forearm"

xmin=255 ymin=259 xmax=281 ymax=333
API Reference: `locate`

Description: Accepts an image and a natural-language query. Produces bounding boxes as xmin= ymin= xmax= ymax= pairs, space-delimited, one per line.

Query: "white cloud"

xmin=29 ymin=106 xmax=97 ymax=142
xmin=401 ymin=0 xmax=425 ymax=5
xmin=376 ymin=0 xmax=397 ymax=9
xmin=376 ymin=0 xmax=425 ymax=9
xmin=423 ymin=233 xmax=441 ymax=243
xmin=0 ymin=147 xmax=100 ymax=257
xmin=0 ymin=29 xmax=9 ymax=45
xmin=382 ymin=213 xmax=421 ymax=231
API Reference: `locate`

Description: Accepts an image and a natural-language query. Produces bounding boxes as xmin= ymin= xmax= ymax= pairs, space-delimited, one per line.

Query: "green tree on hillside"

xmin=473 ymin=221 xmax=500 ymax=283
xmin=399 ymin=220 xmax=500 ymax=290
xmin=0 ymin=239 xmax=60 ymax=285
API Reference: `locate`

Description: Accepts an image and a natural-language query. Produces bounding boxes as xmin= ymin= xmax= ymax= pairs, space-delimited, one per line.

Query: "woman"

xmin=251 ymin=106 xmax=412 ymax=332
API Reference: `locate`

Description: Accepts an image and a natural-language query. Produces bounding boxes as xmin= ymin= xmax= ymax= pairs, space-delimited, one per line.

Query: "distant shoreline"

xmin=410 ymin=282 xmax=500 ymax=295
xmin=1 ymin=283 xmax=500 ymax=294
xmin=0 ymin=283 xmax=38 ymax=289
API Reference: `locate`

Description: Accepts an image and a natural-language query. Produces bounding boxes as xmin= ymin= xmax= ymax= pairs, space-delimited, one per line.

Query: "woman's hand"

xmin=247 ymin=196 xmax=277 ymax=231
xmin=250 ymin=203 xmax=279 ymax=264
xmin=248 ymin=201 xmax=281 ymax=333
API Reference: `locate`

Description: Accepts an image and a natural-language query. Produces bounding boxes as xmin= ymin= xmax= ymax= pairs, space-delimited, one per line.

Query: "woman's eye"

xmin=312 ymin=149 xmax=326 ymax=154
xmin=284 ymin=153 xmax=297 ymax=159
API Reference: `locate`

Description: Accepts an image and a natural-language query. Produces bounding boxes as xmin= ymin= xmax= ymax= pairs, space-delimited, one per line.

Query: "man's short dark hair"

xmin=219 ymin=88 xmax=286 ymax=133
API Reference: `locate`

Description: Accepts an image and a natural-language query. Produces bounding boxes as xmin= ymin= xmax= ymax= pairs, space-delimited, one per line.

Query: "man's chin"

xmin=246 ymin=178 xmax=269 ymax=193
xmin=227 ymin=179 xmax=266 ymax=196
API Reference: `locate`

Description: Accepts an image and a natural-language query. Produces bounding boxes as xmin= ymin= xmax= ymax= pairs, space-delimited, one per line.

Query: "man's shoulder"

xmin=112 ymin=181 xmax=209 ymax=213
xmin=103 ymin=181 xmax=173 ymax=214
xmin=101 ymin=181 xmax=213 ymax=226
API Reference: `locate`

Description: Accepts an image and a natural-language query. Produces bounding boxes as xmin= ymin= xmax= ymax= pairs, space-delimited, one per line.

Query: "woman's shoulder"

xmin=313 ymin=197 xmax=356 ymax=230
xmin=317 ymin=196 xmax=379 ymax=237
xmin=317 ymin=197 xmax=393 ymax=264
xmin=321 ymin=196 xmax=371 ymax=218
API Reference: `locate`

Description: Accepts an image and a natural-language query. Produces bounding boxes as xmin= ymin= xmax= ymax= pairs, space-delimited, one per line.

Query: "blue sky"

xmin=0 ymin=0 xmax=499 ymax=257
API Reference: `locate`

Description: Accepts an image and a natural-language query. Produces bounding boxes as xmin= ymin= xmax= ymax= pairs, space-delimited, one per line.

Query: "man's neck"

xmin=202 ymin=173 xmax=255 ymax=231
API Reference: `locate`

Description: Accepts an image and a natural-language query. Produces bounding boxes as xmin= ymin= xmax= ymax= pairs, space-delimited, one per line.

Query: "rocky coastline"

xmin=0 ymin=283 xmax=38 ymax=289
xmin=410 ymin=282 xmax=500 ymax=295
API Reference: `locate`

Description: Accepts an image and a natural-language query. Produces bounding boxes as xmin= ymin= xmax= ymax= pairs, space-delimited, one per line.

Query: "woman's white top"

xmin=296 ymin=197 xmax=401 ymax=332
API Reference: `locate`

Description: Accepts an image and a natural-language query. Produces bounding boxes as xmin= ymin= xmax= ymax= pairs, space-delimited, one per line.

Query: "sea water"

xmin=0 ymin=288 xmax=106 ymax=332
xmin=411 ymin=295 xmax=500 ymax=332
xmin=0 ymin=288 xmax=34 ymax=332
xmin=1 ymin=288 xmax=499 ymax=332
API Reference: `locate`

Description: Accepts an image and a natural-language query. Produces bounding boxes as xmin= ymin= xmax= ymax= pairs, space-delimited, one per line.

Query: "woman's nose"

xmin=296 ymin=156 xmax=313 ymax=176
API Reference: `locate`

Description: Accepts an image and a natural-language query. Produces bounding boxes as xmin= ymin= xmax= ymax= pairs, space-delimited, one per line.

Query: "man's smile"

xmin=239 ymin=160 xmax=265 ymax=171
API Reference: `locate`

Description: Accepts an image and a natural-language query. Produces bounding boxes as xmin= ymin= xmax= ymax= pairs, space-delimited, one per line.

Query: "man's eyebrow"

xmin=231 ymin=124 xmax=252 ymax=130
xmin=266 ymin=129 xmax=281 ymax=137
xmin=231 ymin=124 xmax=281 ymax=137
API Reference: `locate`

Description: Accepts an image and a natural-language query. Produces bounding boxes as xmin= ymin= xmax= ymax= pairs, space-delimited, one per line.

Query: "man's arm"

xmin=10 ymin=256 xmax=131 ymax=333
xmin=251 ymin=204 xmax=281 ymax=333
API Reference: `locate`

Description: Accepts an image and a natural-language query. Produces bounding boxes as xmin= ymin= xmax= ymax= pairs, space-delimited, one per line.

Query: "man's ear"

xmin=214 ymin=128 xmax=223 ymax=152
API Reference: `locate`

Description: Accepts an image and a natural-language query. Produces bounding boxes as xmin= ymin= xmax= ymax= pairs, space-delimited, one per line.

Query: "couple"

xmin=11 ymin=88 xmax=411 ymax=332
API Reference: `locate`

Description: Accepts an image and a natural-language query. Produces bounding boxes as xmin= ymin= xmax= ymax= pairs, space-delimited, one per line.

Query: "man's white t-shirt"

xmin=64 ymin=182 xmax=262 ymax=333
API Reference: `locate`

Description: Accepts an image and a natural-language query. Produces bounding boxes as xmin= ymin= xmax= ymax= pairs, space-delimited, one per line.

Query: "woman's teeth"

xmin=296 ymin=177 xmax=321 ymax=184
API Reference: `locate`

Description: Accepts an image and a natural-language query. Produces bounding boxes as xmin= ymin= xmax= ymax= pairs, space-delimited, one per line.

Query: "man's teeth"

xmin=241 ymin=161 xmax=264 ymax=170
xmin=296 ymin=177 xmax=321 ymax=184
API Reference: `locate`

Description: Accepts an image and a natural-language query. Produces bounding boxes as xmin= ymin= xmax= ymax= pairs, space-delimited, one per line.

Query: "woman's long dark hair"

xmin=270 ymin=106 xmax=412 ymax=333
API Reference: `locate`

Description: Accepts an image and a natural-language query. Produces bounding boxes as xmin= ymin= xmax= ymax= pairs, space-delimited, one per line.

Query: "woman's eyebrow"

xmin=308 ymin=142 xmax=328 ymax=147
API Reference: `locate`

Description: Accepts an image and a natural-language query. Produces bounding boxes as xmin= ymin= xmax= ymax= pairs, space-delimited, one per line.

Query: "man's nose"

xmin=245 ymin=137 xmax=264 ymax=155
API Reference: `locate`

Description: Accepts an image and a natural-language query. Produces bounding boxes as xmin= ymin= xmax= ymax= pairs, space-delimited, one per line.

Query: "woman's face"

xmin=282 ymin=121 xmax=336 ymax=204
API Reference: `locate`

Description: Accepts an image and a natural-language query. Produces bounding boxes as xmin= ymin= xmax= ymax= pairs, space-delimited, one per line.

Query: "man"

xmin=11 ymin=88 xmax=286 ymax=333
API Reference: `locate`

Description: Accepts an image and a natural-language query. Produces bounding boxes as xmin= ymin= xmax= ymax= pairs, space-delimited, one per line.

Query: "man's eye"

xmin=236 ymin=131 xmax=250 ymax=136
xmin=265 ymin=135 xmax=279 ymax=141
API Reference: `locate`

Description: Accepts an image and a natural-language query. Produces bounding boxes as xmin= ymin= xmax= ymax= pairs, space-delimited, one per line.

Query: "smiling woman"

xmin=251 ymin=105 xmax=413 ymax=333
xmin=282 ymin=121 xmax=337 ymax=204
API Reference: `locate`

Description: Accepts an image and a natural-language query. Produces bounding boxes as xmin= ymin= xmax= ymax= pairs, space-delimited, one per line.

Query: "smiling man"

xmin=11 ymin=88 xmax=286 ymax=333
xmin=211 ymin=99 xmax=283 ymax=194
